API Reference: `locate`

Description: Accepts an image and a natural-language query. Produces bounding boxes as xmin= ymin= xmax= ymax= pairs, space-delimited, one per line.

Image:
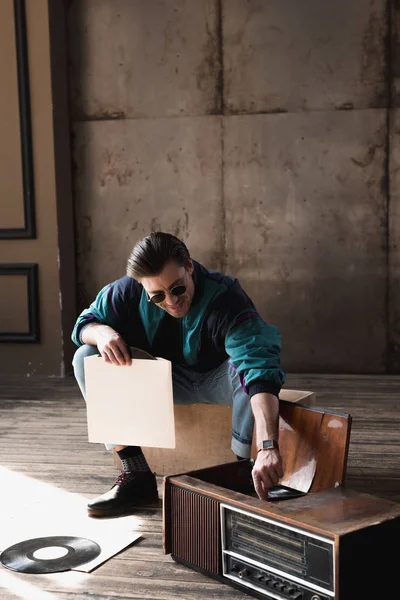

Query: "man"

xmin=72 ymin=232 xmax=285 ymax=517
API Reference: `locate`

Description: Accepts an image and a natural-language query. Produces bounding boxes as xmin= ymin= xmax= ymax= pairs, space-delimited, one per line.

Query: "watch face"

xmin=262 ymin=440 xmax=274 ymax=450
xmin=258 ymin=440 xmax=278 ymax=452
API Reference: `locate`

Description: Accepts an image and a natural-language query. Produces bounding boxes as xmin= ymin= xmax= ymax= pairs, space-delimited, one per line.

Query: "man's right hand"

xmin=82 ymin=324 xmax=132 ymax=366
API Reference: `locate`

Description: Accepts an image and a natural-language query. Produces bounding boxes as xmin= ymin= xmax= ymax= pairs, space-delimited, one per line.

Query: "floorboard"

xmin=0 ymin=373 xmax=399 ymax=599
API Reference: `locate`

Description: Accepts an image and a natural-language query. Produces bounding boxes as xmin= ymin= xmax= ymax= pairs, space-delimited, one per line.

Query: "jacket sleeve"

xmin=225 ymin=311 xmax=285 ymax=398
xmin=71 ymin=281 xmax=125 ymax=347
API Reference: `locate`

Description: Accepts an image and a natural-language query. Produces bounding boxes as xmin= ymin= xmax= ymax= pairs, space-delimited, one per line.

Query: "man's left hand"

xmin=252 ymin=448 xmax=283 ymax=500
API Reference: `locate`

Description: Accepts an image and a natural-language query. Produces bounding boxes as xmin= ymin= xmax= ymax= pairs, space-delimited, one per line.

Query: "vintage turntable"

xmin=163 ymin=402 xmax=400 ymax=599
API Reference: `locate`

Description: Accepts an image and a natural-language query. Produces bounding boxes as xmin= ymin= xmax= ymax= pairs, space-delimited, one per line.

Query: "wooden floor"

xmin=0 ymin=373 xmax=399 ymax=599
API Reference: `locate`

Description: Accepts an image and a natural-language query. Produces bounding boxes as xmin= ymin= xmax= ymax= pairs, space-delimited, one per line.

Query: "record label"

xmin=0 ymin=536 xmax=101 ymax=574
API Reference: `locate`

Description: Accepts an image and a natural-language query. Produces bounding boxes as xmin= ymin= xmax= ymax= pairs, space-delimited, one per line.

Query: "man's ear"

xmin=187 ymin=259 xmax=194 ymax=275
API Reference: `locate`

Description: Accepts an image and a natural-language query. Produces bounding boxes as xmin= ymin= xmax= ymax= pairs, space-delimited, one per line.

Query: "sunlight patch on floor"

xmin=0 ymin=570 xmax=59 ymax=600
xmin=0 ymin=465 xmax=145 ymax=592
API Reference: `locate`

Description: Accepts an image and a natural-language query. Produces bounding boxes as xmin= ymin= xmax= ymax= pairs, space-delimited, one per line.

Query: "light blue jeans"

xmin=72 ymin=344 xmax=255 ymax=458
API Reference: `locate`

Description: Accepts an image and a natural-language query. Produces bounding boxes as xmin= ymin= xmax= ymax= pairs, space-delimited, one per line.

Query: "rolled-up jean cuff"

xmin=231 ymin=437 xmax=252 ymax=459
xmin=105 ymin=443 xmax=118 ymax=451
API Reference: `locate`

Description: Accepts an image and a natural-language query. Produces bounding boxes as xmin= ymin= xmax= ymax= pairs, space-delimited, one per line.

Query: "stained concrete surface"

xmin=389 ymin=108 xmax=400 ymax=371
xmin=73 ymin=116 xmax=223 ymax=305
xmin=68 ymin=0 xmax=221 ymax=120
xmin=67 ymin=0 xmax=395 ymax=373
xmin=223 ymin=0 xmax=388 ymax=113
xmin=224 ymin=110 xmax=387 ymax=372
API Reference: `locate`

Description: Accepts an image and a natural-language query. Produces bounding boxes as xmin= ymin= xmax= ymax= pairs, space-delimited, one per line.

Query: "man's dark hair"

xmin=127 ymin=232 xmax=191 ymax=279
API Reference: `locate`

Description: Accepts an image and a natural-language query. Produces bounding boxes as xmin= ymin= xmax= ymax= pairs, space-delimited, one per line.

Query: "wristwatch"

xmin=257 ymin=439 xmax=279 ymax=453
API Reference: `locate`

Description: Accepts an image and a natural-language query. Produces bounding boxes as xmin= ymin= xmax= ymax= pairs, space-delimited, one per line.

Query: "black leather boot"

xmin=87 ymin=471 xmax=159 ymax=517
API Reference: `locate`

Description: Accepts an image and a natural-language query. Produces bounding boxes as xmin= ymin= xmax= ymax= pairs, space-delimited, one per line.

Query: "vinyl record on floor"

xmin=0 ymin=536 xmax=101 ymax=574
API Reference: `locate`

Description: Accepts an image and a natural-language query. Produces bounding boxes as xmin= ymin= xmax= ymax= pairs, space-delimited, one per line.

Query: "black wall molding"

xmin=0 ymin=0 xmax=36 ymax=239
xmin=0 ymin=263 xmax=39 ymax=342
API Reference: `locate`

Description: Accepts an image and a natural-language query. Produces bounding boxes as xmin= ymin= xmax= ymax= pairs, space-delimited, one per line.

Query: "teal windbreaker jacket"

xmin=72 ymin=260 xmax=285 ymax=398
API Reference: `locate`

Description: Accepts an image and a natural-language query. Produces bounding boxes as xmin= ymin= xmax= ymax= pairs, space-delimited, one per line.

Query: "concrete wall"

xmin=67 ymin=0 xmax=396 ymax=373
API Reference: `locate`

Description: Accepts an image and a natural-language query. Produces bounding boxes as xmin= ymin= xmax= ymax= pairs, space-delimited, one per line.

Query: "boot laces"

xmin=114 ymin=470 xmax=135 ymax=486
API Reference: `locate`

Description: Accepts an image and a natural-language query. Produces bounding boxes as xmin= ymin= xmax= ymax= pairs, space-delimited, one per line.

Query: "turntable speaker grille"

xmin=170 ymin=486 xmax=220 ymax=573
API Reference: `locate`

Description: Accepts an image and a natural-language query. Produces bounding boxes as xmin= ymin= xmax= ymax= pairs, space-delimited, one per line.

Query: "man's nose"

xmin=165 ymin=291 xmax=179 ymax=304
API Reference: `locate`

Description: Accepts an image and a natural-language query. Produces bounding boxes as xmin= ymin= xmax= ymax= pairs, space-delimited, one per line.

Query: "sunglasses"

xmin=147 ymin=285 xmax=187 ymax=305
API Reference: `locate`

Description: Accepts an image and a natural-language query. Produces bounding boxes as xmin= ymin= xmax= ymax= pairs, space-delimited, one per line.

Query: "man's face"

xmin=140 ymin=260 xmax=195 ymax=318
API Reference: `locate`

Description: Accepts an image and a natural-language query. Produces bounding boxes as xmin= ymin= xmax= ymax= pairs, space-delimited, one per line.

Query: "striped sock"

xmin=117 ymin=446 xmax=150 ymax=473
